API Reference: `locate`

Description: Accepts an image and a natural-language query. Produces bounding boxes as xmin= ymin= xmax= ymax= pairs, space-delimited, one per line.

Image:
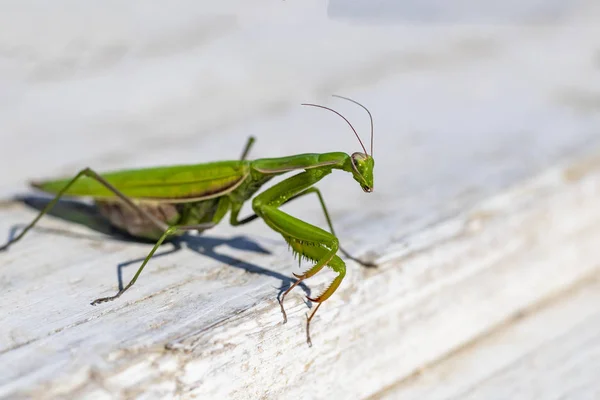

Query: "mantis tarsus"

xmin=0 ymin=95 xmax=376 ymax=346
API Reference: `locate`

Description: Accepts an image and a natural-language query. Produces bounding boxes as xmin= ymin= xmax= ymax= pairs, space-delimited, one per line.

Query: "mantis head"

xmin=302 ymin=95 xmax=375 ymax=193
xmin=350 ymin=152 xmax=374 ymax=192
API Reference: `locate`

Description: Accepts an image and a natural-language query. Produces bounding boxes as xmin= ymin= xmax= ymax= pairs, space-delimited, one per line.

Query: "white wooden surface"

xmin=1 ymin=1 xmax=600 ymax=399
xmin=375 ymin=275 xmax=600 ymax=400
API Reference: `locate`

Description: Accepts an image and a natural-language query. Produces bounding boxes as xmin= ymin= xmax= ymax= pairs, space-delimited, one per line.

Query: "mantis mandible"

xmin=0 ymin=95 xmax=375 ymax=345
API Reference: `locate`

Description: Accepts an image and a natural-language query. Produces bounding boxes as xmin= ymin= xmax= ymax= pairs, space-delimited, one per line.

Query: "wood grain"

xmin=374 ymin=275 xmax=600 ymax=400
xmin=1 ymin=1 xmax=600 ymax=399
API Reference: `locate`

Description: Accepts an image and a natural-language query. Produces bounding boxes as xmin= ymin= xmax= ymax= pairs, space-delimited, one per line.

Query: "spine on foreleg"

xmin=284 ymin=236 xmax=320 ymax=264
xmin=283 ymin=235 xmax=347 ymax=303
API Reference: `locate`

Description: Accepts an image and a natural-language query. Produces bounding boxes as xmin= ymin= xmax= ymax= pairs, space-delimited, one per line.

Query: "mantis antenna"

xmin=301 ymin=102 xmax=369 ymax=156
xmin=332 ymin=95 xmax=374 ymax=158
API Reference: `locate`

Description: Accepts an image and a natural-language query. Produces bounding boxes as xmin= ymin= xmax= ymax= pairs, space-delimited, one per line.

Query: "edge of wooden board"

xmin=6 ymin=148 xmax=600 ymax=399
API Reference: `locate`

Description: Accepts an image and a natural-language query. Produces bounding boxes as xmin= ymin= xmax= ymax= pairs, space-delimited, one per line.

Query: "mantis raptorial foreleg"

xmin=229 ymin=186 xmax=375 ymax=267
xmin=278 ymin=242 xmax=345 ymax=317
xmin=0 ymin=168 xmax=169 ymax=252
xmin=285 ymin=187 xmax=376 ymax=267
xmin=251 ymin=169 xmax=346 ymax=345
xmin=263 ymin=205 xmax=345 ymax=346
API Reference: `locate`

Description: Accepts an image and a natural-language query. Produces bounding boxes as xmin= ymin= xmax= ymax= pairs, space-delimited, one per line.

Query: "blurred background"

xmin=1 ymin=1 xmax=600 ymax=399
xmin=2 ymin=0 xmax=599 ymax=249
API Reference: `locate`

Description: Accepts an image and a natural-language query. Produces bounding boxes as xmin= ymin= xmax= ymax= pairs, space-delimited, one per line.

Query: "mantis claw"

xmin=90 ymin=290 xmax=125 ymax=306
xmin=91 ymin=297 xmax=111 ymax=306
xmin=359 ymin=260 xmax=377 ymax=268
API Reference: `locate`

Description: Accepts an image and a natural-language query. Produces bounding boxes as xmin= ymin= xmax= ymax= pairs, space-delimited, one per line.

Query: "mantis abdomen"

xmin=96 ymin=197 xmax=224 ymax=240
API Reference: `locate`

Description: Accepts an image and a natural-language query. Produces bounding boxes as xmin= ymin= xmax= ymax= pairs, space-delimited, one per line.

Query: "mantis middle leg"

xmin=90 ymin=222 xmax=214 ymax=305
xmin=91 ymin=196 xmax=231 ymax=305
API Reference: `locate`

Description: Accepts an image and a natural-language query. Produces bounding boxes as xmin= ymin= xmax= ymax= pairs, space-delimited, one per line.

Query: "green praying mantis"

xmin=0 ymin=95 xmax=376 ymax=345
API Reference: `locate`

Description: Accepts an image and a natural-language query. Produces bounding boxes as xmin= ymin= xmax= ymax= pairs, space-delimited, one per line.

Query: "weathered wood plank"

xmin=375 ymin=276 xmax=600 ymax=400
xmin=1 ymin=1 xmax=600 ymax=399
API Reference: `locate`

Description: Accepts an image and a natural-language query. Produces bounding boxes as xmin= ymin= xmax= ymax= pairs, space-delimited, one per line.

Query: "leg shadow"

xmin=8 ymin=195 xmax=133 ymax=243
xmin=8 ymin=195 xmax=310 ymax=297
xmin=183 ymin=234 xmax=310 ymax=297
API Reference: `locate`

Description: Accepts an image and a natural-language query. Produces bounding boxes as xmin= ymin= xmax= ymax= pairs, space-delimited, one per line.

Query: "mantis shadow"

xmin=8 ymin=195 xmax=310 ymax=299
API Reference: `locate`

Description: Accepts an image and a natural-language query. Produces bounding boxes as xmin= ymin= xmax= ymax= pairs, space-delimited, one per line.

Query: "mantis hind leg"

xmin=0 ymin=167 xmax=169 ymax=252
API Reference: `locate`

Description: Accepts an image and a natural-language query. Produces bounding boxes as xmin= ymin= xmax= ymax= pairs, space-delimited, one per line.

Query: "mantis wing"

xmin=32 ymin=161 xmax=249 ymax=202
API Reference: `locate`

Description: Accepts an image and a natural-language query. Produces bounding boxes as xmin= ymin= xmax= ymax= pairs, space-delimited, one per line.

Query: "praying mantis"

xmin=0 ymin=95 xmax=375 ymax=345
